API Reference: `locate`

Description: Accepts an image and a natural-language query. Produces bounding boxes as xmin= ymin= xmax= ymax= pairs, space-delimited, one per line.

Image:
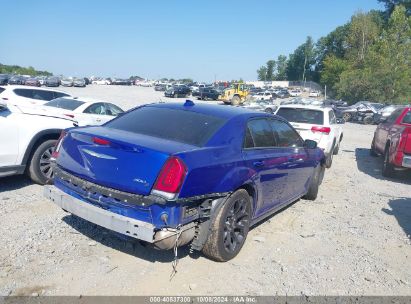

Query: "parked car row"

xmin=0 ymin=74 xmax=90 ymax=87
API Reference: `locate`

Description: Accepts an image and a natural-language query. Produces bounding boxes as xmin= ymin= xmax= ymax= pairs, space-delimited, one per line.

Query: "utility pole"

xmin=324 ymin=85 xmax=327 ymax=100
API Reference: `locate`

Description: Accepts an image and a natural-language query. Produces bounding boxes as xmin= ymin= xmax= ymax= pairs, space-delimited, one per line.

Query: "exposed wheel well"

xmin=238 ymin=184 xmax=256 ymax=210
xmin=339 ymin=133 xmax=343 ymax=142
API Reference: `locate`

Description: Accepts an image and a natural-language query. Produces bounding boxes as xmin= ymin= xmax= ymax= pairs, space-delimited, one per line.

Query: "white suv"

xmin=275 ymin=104 xmax=343 ymax=168
xmin=0 ymin=85 xmax=71 ymax=106
xmin=0 ymin=99 xmax=76 ymax=184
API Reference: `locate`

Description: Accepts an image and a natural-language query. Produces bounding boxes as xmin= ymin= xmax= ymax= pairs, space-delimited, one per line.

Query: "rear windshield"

xmin=106 ymin=106 xmax=227 ymax=146
xmin=45 ymin=98 xmax=85 ymax=110
xmin=276 ymin=108 xmax=324 ymax=125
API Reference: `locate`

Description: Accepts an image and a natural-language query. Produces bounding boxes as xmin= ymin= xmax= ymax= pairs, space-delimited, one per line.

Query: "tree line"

xmin=256 ymin=0 xmax=411 ymax=104
xmin=0 ymin=63 xmax=53 ymax=76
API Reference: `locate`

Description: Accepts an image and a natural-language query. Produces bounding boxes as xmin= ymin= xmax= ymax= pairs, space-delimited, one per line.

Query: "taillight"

xmin=152 ymin=157 xmax=187 ymax=200
xmin=311 ymin=126 xmax=331 ymax=135
xmin=51 ymin=130 xmax=67 ymax=159
xmin=93 ymin=137 xmax=110 ymax=145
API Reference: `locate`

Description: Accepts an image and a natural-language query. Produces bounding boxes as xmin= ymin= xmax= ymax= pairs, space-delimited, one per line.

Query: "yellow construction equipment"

xmin=219 ymin=83 xmax=249 ymax=105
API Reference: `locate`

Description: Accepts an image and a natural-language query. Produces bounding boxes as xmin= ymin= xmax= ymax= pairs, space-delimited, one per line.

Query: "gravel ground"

xmin=0 ymin=86 xmax=410 ymax=296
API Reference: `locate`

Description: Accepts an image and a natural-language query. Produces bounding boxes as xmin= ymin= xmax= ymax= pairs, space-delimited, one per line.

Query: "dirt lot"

xmin=0 ymin=86 xmax=410 ymax=296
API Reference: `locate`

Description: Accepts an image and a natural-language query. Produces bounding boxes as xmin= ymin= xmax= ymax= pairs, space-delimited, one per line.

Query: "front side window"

xmin=270 ymin=119 xmax=304 ymax=148
xmin=245 ymin=119 xmax=276 ymax=148
xmin=329 ymin=110 xmax=337 ymax=124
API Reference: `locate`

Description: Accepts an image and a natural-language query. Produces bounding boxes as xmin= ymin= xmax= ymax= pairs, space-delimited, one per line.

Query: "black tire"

xmin=333 ymin=141 xmax=340 ymax=155
xmin=303 ymin=165 xmax=324 ymax=200
xmin=363 ymin=116 xmax=373 ymax=125
xmin=343 ymin=112 xmax=352 ymax=121
xmin=325 ymin=145 xmax=334 ymax=168
xmin=202 ymin=189 xmax=251 ymax=262
xmin=231 ymin=96 xmax=241 ymax=106
xmin=370 ymin=137 xmax=378 ymax=157
xmin=382 ymin=146 xmax=395 ymax=177
xmin=28 ymin=139 xmax=57 ymax=184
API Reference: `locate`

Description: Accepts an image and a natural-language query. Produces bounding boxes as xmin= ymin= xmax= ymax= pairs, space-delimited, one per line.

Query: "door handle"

xmin=253 ymin=161 xmax=264 ymax=167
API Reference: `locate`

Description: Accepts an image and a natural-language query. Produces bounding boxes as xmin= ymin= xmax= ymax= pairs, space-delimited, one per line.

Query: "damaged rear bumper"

xmin=43 ymin=185 xmax=195 ymax=249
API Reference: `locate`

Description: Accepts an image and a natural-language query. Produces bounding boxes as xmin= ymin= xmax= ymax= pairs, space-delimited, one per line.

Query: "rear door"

xmin=0 ymin=107 xmax=19 ymax=167
xmin=375 ymin=108 xmax=404 ymax=151
xmin=82 ymin=102 xmax=107 ymax=125
xmin=242 ymin=118 xmax=290 ymax=217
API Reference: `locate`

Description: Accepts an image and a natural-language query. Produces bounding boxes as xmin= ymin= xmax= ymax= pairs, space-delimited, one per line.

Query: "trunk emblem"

xmin=82 ymin=149 xmax=117 ymax=160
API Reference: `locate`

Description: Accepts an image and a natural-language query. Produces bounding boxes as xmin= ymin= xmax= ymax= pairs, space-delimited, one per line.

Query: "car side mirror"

xmin=304 ymin=139 xmax=317 ymax=149
xmin=336 ymin=118 xmax=345 ymax=124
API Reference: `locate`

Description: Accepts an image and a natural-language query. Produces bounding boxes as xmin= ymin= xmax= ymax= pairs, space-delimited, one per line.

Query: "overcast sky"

xmin=0 ymin=0 xmax=383 ymax=82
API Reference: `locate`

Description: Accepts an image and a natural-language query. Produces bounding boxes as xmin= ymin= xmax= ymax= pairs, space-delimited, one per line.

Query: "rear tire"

xmin=370 ymin=137 xmax=378 ymax=157
xmin=28 ymin=139 xmax=57 ymax=184
xmin=382 ymin=146 xmax=395 ymax=177
xmin=363 ymin=116 xmax=373 ymax=125
xmin=202 ymin=189 xmax=251 ymax=262
xmin=325 ymin=146 xmax=334 ymax=168
xmin=303 ymin=165 xmax=324 ymax=200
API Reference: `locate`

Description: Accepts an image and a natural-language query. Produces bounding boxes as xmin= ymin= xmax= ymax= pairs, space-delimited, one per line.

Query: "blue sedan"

xmin=44 ymin=100 xmax=325 ymax=261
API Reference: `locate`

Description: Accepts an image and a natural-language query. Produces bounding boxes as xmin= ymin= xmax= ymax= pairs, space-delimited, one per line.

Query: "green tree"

xmin=265 ymin=60 xmax=276 ymax=81
xmin=257 ymin=66 xmax=267 ymax=81
xmin=378 ymin=0 xmax=411 ymax=16
xmin=286 ymin=36 xmax=317 ymax=81
xmin=275 ymin=55 xmax=288 ymax=80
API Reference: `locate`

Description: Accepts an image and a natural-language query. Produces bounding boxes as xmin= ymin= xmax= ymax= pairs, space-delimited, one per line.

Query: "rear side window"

xmin=0 ymin=88 xmax=5 ymax=94
xmin=45 ymin=98 xmax=85 ymax=110
xmin=84 ymin=103 xmax=106 ymax=115
xmin=276 ymin=108 xmax=324 ymax=125
xmin=32 ymin=89 xmax=54 ymax=101
xmin=53 ymin=92 xmax=70 ymax=98
xmin=402 ymin=111 xmax=411 ymax=124
xmin=14 ymin=89 xmax=33 ymax=98
xmin=387 ymin=108 xmax=405 ymax=123
xmin=106 ymin=106 xmax=227 ymax=146
xmin=245 ymin=119 xmax=275 ymax=148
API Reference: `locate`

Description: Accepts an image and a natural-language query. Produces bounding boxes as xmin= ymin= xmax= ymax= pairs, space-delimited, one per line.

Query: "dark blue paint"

xmin=54 ymin=103 xmax=324 ymax=229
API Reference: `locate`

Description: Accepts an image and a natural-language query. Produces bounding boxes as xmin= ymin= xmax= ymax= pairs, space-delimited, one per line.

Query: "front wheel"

xmin=28 ymin=139 xmax=57 ymax=184
xmin=231 ymin=96 xmax=241 ymax=105
xmin=343 ymin=112 xmax=352 ymax=121
xmin=202 ymin=189 xmax=251 ymax=262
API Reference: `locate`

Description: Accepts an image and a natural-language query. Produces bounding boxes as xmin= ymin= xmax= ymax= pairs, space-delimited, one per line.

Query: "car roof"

xmin=277 ymin=104 xmax=333 ymax=111
xmin=145 ymin=101 xmax=270 ymax=119
xmin=2 ymin=85 xmax=69 ymax=94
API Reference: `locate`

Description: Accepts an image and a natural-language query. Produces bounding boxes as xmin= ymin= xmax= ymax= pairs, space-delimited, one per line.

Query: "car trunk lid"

xmin=56 ymin=127 xmax=196 ymax=195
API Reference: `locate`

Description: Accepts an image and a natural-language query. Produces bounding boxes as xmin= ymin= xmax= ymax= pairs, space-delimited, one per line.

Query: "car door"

xmin=242 ymin=118 xmax=290 ymax=217
xmin=269 ymin=118 xmax=312 ymax=202
xmin=82 ymin=103 xmax=107 ymax=125
xmin=0 ymin=106 xmax=19 ymax=167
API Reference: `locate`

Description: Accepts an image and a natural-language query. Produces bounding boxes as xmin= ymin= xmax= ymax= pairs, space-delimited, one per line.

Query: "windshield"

xmin=276 ymin=108 xmax=324 ymax=125
xmin=106 ymin=106 xmax=227 ymax=146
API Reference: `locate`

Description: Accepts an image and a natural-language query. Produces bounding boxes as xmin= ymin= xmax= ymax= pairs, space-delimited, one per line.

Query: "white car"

xmin=309 ymin=90 xmax=321 ymax=97
xmin=289 ymin=89 xmax=302 ymax=97
xmin=92 ymin=79 xmax=111 ymax=85
xmin=40 ymin=97 xmax=124 ymax=126
xmin=252 ymin=91 xmax=273 ymax=101
xmin=275 ymin=104 xmax=343 ymax=168
xmin=0 ymin=98 xmax=76 ymax=184
xmin=0 ymin=85 xmax=71 ymax=107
